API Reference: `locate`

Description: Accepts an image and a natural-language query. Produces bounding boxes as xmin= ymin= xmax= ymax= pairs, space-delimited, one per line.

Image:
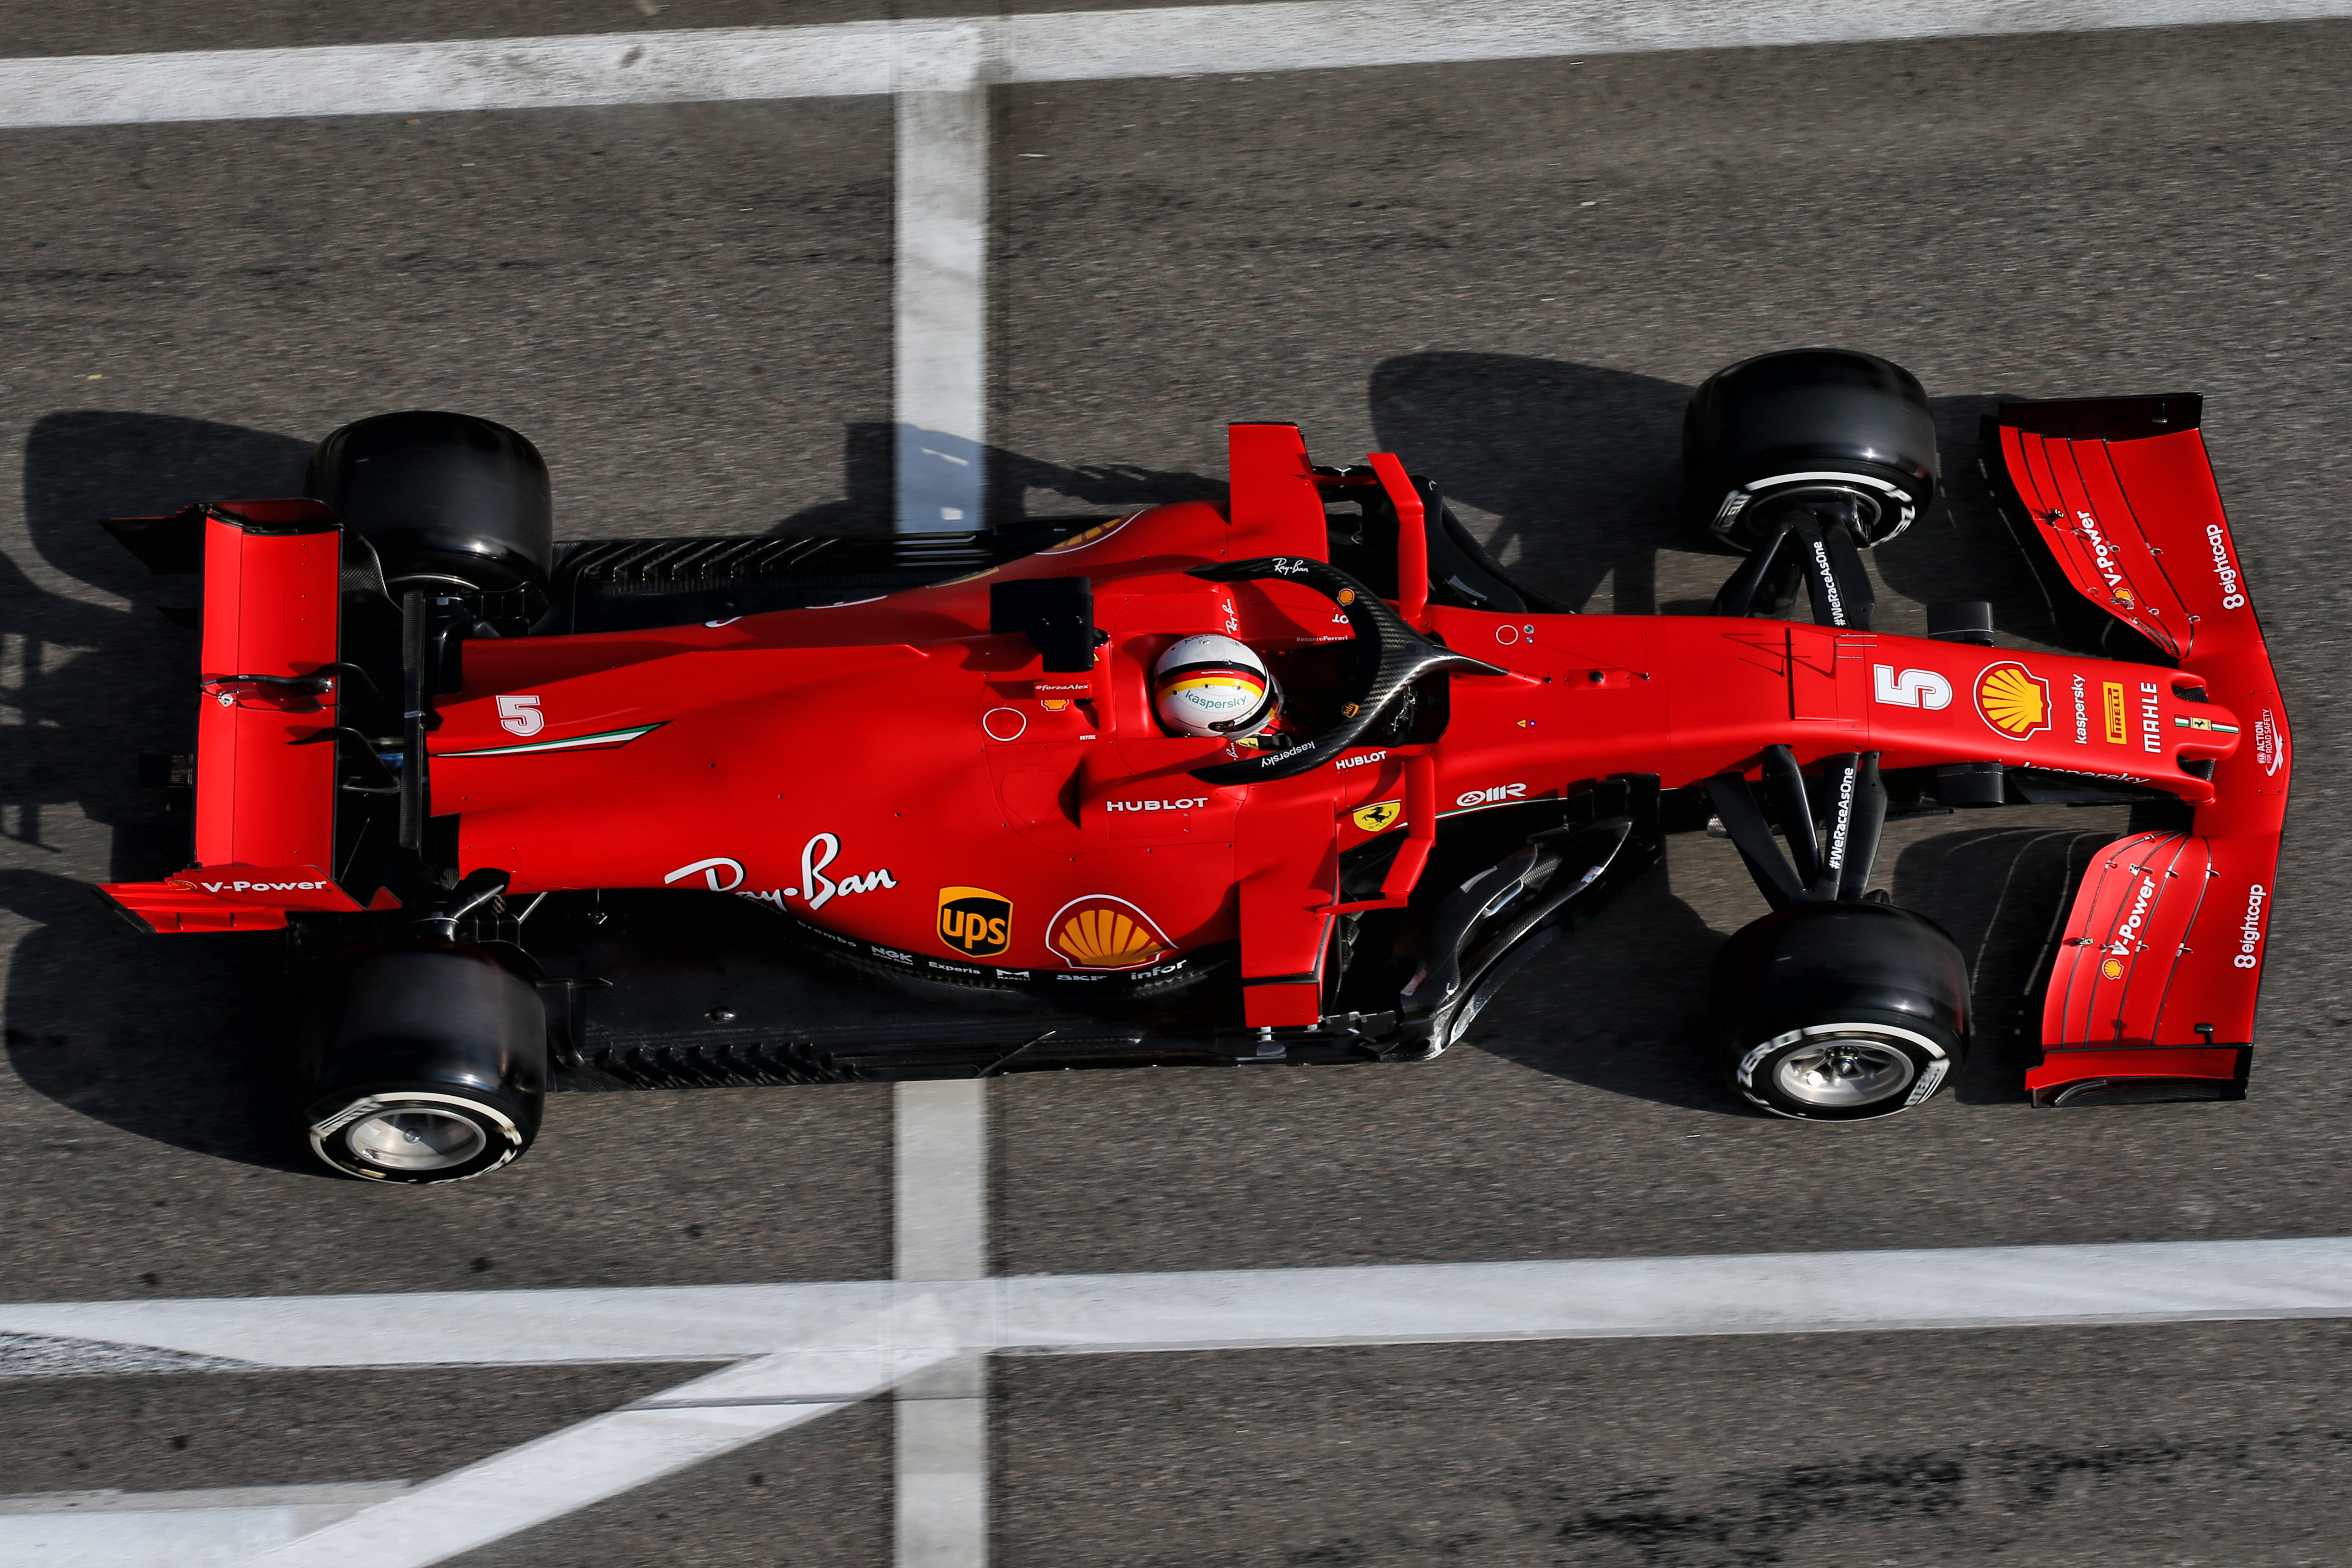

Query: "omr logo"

xmin=937 ymin=886 xmax=1013 ymax=958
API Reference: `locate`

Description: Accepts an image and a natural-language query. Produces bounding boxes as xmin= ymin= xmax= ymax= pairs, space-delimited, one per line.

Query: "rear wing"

xmin=1992 ymin=398 xmax=2290 ymax=1104
xmin=98 ymin=501 xmax=376 ymax=932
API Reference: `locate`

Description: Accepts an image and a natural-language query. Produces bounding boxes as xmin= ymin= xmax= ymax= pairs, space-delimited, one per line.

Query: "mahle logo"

xmin=937 ymin=886 xmax=1013 ymax=958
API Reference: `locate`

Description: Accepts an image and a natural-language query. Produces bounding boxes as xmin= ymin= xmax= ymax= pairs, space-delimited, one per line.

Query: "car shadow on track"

xmin=1364 ymin=351 xmax=2053 ymax=643
xmin=5 ymin=411 xmax=320 ymax=1172
xmin=0 ymin=867 xmax=308 ymax=1173
xmin=1465 ymin=858 xmax=1752 ymax=1115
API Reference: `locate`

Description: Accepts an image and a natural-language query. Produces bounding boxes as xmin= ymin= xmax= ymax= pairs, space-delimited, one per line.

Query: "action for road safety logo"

xmin=1048 ymin=894 xmax=1172 ymax=970
xmin=1975 ymin=661 xmax=2052 ymax=739
xmin=937 ymin=886 xmax=1014 ymax=958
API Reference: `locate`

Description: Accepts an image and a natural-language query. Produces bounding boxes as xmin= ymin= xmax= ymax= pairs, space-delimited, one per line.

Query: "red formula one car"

xmin=93 ymin=351 xmax=2290 ymax=1182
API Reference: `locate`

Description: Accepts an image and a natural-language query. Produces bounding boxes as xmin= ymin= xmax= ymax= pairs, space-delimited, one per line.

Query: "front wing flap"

xmin=1997 ymin=399 xmax=2291 ymax=1104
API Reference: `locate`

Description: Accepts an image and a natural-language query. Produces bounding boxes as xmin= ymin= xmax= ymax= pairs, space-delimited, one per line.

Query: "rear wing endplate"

xmin=98 ymin=500 xmax=377 ymax=932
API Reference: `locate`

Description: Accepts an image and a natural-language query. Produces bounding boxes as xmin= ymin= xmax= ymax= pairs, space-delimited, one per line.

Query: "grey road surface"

xmin=4 ymin=7 xmax=2351 ymax=1566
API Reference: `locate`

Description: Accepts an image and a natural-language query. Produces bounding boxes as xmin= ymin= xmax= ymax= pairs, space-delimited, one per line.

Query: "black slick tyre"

xmin=305 ymin=410 xmax=554 ymax=593
xmin=299 ymin=944 xmax=548 ymax=1183
xmin=1711 ymin=901 xmax=1969 ymax=1122
xmin=1684 ymin=348 xmax=1937 ymax=550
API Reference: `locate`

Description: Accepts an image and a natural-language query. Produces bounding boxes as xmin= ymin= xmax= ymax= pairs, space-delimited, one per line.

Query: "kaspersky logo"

xmin=937 ymin=886 xmax=1013 ymax=958
xmin=1975 ymin=661 xmax=2052 ymax=740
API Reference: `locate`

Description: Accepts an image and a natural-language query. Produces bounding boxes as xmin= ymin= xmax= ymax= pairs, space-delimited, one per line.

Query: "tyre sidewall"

xmin=1726 ymin=1011 xmax=1959 ymax=1122
xmin=305 ymin=1082 xmax=536 ymax=1183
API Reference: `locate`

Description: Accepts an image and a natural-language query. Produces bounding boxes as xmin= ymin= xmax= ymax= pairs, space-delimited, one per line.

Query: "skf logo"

xmin=1975 ymin=662 xmax=2052 ymax=739
xmin=937 ymin=886 xmax=1013 ymax=958
xmin=1047 ymin=895 xmax=1172 ymax=970
xmin=1352 ymin=800 xmax=1403 ymax=833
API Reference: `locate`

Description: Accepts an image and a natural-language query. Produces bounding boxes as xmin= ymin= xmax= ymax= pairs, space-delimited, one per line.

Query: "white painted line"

xmin=0 ymin=1485 xmax=406 ymax=1568
xmin=896 ymin=1080 xmax=990 ymax=1282
xmin=894 ymin=1081 xmax=991 ymax=1565
xmin=1002 ymin=0 xmax=2352 ymax=82
xmin=11 ymin=1236 xmax=2352 ymax=1372
xmin=896 ymin=1353 xmax=990 ymax=1568
xmin=0 ymin=24 xmax=897 ymax=128
xmin=242 ymin=1307 xmax=962 ymax=1568
xmin=6 ymin=0 xmax=2350 ymax=131
xmin=892 ymin=27 xmax=990 ymax=534
xmin=0 ymin=1281 xmax=896 ymax=1369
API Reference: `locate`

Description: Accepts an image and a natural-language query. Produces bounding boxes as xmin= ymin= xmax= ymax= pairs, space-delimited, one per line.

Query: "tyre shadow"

xmin=0 ymin=868 xmax=311 ymax=1173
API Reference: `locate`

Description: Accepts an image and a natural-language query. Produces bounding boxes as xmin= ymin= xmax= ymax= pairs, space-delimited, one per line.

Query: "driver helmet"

xmin=1153 ymin=634 xmax=1279 ymax=739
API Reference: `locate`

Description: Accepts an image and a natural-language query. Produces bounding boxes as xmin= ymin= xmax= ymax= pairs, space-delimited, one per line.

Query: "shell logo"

xmin=2101 ymin=957 xmax=2125 ymax=981
xmin=1047 ymin=894 xmax=1173 ymax=970
xmin=1975 ymin=661 xmax=2052 ymax=739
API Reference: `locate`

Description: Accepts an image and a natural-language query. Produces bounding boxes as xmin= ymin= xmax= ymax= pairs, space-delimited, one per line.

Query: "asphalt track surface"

xmin=5 ymin=5 xmax=2352 ymax=1565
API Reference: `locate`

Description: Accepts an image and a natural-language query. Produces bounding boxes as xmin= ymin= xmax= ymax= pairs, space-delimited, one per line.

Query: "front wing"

xmin=1995 ymin=397 xmax=2290 ymax=1105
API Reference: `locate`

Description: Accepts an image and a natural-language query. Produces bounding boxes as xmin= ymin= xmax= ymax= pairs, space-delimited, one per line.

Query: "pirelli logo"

xmin=2102 ymin=681 xmax=2128 ymax=745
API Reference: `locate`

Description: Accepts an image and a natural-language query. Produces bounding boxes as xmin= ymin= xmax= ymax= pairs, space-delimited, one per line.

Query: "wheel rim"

xmin=1771 ymin=1035 xmax=1916 ymax=1108
xmin=345 ymin=1107 xmax=487 ymax=1171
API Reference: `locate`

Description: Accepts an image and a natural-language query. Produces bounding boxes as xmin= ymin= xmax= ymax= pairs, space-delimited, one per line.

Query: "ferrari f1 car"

xmin=93 ymin=350 xmax=2291 ymax=1182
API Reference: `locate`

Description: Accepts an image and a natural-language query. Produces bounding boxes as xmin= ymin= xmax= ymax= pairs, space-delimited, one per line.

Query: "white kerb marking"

xmin=893 ymin=25 xmax=990 ymax=534
xmin=895 ymin=1080 xmax=991 ymax=1567
xmin=5 ymin=1 xmax=2352 ymax=132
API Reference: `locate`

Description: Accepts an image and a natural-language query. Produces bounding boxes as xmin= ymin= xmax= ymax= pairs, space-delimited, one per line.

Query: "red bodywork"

xmin=101 ymin=415 xmax=2290 ymax=1096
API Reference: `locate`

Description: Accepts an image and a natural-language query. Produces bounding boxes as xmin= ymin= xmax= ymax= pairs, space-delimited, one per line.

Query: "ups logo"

xmin=937 ymin=886 xmax=1013 ymax=958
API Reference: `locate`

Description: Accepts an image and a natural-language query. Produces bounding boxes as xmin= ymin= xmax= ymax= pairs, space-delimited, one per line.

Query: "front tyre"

xmin=1711 ymin=901 xmax=1969 ymax=1122
xmin=1684 ymin=348 xmax=1937 ymax=550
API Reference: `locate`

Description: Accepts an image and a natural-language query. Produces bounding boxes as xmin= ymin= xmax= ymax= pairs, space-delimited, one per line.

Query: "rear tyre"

xmin=299 ymin=944 xmax=548 ymax=1183
xmin=1711 ymin=901 xmax=1969 ymax=1122
xmin=305 ymin=410 xmax=554 ymax=594
xmin=1684 ymin=349 xmax=1937 ymax=550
